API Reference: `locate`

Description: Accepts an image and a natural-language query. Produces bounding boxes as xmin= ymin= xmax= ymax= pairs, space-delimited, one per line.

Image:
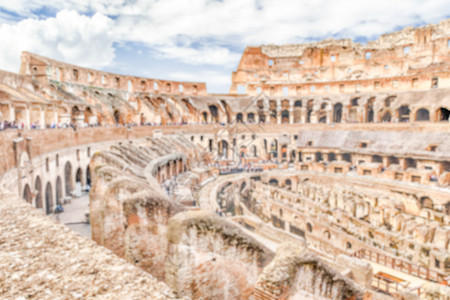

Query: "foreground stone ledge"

xmin=0 ymin=189 xmax=178 ymax=300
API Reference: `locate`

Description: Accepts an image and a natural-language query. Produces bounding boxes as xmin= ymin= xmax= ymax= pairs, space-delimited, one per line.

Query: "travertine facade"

xmin=1 ymin=19 xmax=450 ymax=300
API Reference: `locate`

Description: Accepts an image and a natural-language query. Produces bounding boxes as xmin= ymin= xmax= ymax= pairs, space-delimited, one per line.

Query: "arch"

xmin=281 ymin=110 xmax=289 ymax=123
xmin=247 ymin=112 xmax=255 ymax=123
xmin=23 ymin=184 xmax=32 ymax=203
xmin=239 ymin=145 xmax=247 ymax=158
xmin=34 ymin=176 xmax=43 ymax=209
xmin=269 ymin=179 xmax=278 ymax=186
xmin=201 ymin=111 xmax=208 ymax=123
xmin=75 ymin=167 xmax=83 ymax=195
xmin=84 ymin=107 xmax=94 ymax=124
xmin=324 ymin=230 xmax=331 ymax=239
xmin=420 ymin=196 xmax=433 ymax=209
xmin=113 ymin=109 xmax=121 ymax=124
xmin=436 ymin=107 xmax=450 ymax=121
xmin=281 ymin=144 xmax=288 ymax=161
xmin=398 ymin=105 xmax=410 ymax=122
xmin=56 ymin=177 xmax=63 ymax=204
xmin=218 ymin=140 xmax=229 ymax=159
xmin=285 ymin=179 xmax=292 ymax=190
xmin=346 ymin=242 xmax=352 ymax=249
xmin=333 ymin=103 xmax=342 ymax=123
xmin=306 ymin=223 xmax=313 ymax=233
xmin=328 ymin=152 xmax=336 ymax=162
xmin=45 ymin=182 xmax=53 ymax=215
xmin=208 ymin=105 xmax=219 ymax=123
xmin=405 ymin=158 xmax=417 ymax=169
xmin=64 ymin=162 xmax=73 ymax=196
xmin=294 ymin=100 xmax=302 ymax=107
xmin=270 ymin=139 xmax=278 ymax=159
xmin=366 ymin=97 xmax=375 ymax=123
xmin=315 ymin=152 xmax=323 ymax=162
xmin=86 ymin=166 xmax=91 ymax=187
xmin=415 ymin=108 xmax=430 ymax=121
xmin=236 ymin=113 xmax=243 ymax=123
xmin=71 ymin=106 xmax=82 ymax=123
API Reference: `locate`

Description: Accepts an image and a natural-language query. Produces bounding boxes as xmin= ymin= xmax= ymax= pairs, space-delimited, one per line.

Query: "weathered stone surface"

xmin=0 ymin=189 xmax=177 ymax=300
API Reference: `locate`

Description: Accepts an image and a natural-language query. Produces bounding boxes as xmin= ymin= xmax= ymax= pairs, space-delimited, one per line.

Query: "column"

xmin=39 ymin=107 xmax=45 ymax=129
xmin=289 ymin=100 xmax=294 ymax=124
xmin=9 ymin=104 xmax=15 ymax=122
xmin=53 ymin=108 xmax=58 ymax=125
xmin=300 ymin=107 xmax=306 ymax=123
xmin=25 ymin=107 xmax=31 ymax=129
xmin=276 ymin=100 xmax=281 ymax=124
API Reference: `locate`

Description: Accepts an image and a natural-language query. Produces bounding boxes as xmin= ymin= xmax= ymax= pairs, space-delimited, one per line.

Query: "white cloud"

xmin=155 ymin=45 xmax=240 ymax=66
xmin=0 ymin=0 xmax=449 ymax=92
xmin=0 ymin=10 xmax=115 ymax=73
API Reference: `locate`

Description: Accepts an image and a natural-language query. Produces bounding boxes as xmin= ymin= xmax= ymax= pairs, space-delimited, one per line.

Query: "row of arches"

xmin=22 ymin=163 xmax=91 ymax=215
xmin=233 ymin=100 xmax=449 ymax=124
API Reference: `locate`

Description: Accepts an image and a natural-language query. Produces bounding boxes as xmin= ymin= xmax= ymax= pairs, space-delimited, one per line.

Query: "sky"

xmin=0 ymin=0 xmax=449 ymax=93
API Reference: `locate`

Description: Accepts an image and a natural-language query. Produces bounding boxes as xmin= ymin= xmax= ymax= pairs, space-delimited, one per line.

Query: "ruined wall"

xmin=0 ymin=188 xmax=177 ymax=300
xmin=20 ymin=52 xmax=207 ymax=96
xmin=253 ymin=244 xmax=363 ymax=300
xmin=89 ymin=138 xmax=196 ymax=280
xmin=166 ymin=210 xmax=274 ymax=299
xmin=231 ymin=19 xmax=450 ymax=96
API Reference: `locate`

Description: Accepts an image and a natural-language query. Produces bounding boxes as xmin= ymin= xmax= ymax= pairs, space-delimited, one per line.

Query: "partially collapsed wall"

xmin=166 ymin=210 xmax=274 ymax=299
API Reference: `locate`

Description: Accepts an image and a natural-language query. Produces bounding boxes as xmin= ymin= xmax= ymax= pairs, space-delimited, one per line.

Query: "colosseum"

xmin=1 ymin=19 xmax=450 ymax=300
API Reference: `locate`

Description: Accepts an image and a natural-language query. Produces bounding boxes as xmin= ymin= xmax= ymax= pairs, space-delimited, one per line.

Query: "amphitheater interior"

xmin=1 ymin=19 xmax=450 ymax=300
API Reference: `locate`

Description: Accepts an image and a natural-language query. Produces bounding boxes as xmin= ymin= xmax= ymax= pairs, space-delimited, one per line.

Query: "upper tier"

xmin=230 ymin=19 xmax=450 ymax=96
xmin=20 ymin=52 xmax=207 ymax=96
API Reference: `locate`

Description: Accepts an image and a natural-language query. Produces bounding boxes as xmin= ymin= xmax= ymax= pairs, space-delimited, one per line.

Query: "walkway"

xmin=51 ymin=192 xmax=91 ymax=239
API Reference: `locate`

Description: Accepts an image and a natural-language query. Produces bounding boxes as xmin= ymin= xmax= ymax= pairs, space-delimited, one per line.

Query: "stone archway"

xmin=23 ymin=184 xmax=32 ymax=203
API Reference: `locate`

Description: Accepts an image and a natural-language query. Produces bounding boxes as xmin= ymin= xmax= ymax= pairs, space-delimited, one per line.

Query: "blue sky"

xmin=0 ymin=0 xmax=449 ymax=93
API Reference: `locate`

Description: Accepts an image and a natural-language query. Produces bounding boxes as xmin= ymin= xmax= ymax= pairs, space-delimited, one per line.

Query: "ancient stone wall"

xmin=166 ymin=210 xmax=274 ymax=299
xmin=231 ymin=19 xmax=450 ymax=96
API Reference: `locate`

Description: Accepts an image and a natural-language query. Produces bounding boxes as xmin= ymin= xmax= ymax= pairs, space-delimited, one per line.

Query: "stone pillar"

xmin=342 ymin=106 xmax=349 ymax=123
xmin=39 ymin=107 xmax=45 ymax=129
xmin=25 ymin=107 xmax=31 ymax=129
xmin=373 ymin=105 xmax=381 ymax=123
xmin=326 ymin=110 xmax=333 ymax=124
xmin=75 ymin=113 xmax=85 ymax=127
xmin=9 ymin=104 xmax=15 ymax=122
xmin=53 ymin=108 xmax=58 ymax=125
xmin=358 ymin=107 xmax=364 ymax=123
xmin=399 ymin=158 xmax=406 ymax=170
xmin=300 ymin=108 xmax=306 ymax=123
xmin=276 ymin=101 xmax=282 ymax=124
xmin=382 ymin=156 xmax=389 ymax=168
xmin=289 ymin=100 xmax=294 ymax=124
